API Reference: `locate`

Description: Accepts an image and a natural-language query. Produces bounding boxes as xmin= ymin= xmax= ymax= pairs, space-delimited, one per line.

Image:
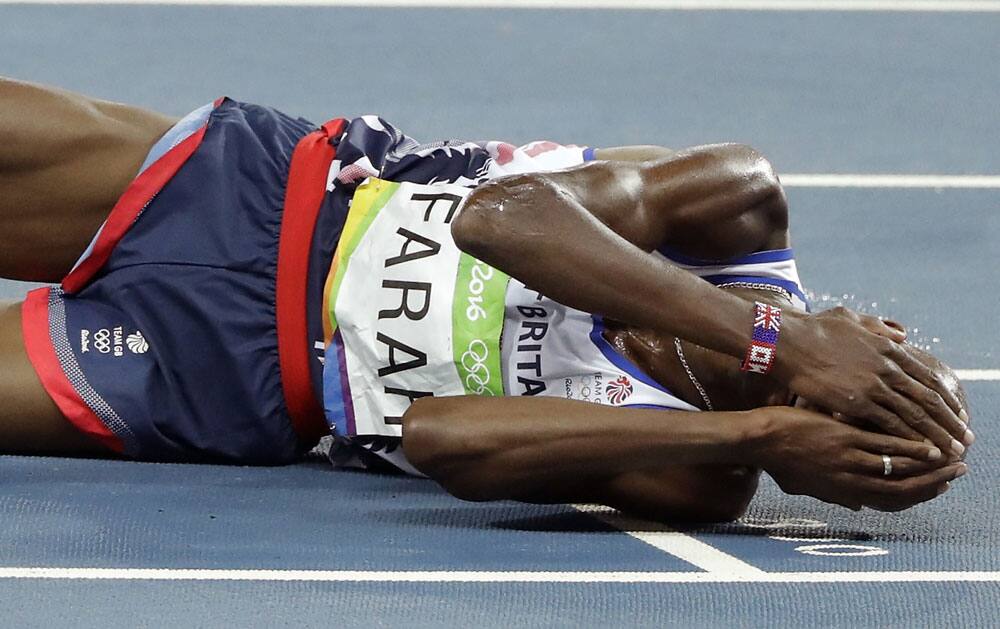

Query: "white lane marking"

xmin=0 ymin=567 xmax=998 ymax=583
xmin=2 ymin=0 xmax=1000 ymax=10
xmin=574 ymin=505 xmax=765 ymax=576
xmin=955 ymin=369 xmax=1000 ymax=381
xmin=794 ymin=544 xmax=890 ymax=557
xmin=781 ymin=174 xmax=1000 ymax=189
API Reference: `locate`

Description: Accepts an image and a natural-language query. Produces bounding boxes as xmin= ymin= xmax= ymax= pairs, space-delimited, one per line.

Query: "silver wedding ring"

xmin=882 ymin=454 xmax=893 ymax=477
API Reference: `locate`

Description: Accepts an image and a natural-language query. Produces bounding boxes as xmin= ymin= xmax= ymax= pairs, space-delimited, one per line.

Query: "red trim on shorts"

xmin=62 ymin=118 xmax=212 ymax=294
xmin=20 ymin=288 xmax=125 ymax=453
xmin=276 ymin=118 xmax=347 ymax=446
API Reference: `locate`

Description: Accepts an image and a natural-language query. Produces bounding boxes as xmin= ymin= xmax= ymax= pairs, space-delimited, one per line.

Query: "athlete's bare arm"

xmin=451 ymin=145 xmax=970 ymax=455
xmin=402 ymin=396 xmax=963 ymax=520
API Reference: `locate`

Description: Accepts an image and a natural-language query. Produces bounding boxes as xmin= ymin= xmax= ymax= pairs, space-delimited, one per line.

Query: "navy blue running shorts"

xmin=22 ymin=98 xmax=343 ymax=463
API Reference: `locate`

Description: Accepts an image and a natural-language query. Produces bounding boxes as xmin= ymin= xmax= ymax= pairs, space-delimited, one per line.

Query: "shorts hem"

xmin=21 ymin=287 xmax=133 ymax=455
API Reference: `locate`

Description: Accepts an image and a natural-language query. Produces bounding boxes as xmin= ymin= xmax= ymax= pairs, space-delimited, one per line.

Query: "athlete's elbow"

xmin=727 ymin=144 xmax=788 ymax=227
xmin=451 ymin=183 xmax=504 ymax=260
xmin=713 ymin=142 xmax=775 ymax=189
xmin=452 ymin=175 xmax=548 ymax=263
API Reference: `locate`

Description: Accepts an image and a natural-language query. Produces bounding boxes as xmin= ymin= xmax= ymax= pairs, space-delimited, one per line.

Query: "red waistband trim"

xmin=62 ymin=118 xmax=212 ymax=294
xmin=276 ymin=118 xmax=346 ymax=447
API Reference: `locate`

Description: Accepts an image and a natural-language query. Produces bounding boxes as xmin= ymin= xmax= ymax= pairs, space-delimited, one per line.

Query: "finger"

xmin=865 ymin=483 xmax=951 ymax=512
xmin=856 ymin=463 xmax=966 ymax=495
xmin=882 ymin=319 xmax=908 ymax=341
xmin=897 ymin=344 xmax=965 ymax=418
xmin=833 ymin=413 xmax=866 ymax=427
xmin=881 ymin=391 xmax=964 ymax=457
xmin=850 ymin=452 xmax=947 ymax=478
xmin=834 ymin=414 xmax=884 ymax=432
xmin=848 ymin=464 xmax=964 ymax=511
xmin=854 ymin=430 xmax=944 ymax=461
xmin=890 ymin=345 xmax=970 ymax=432
xmin=858 ymin=313 xmax=907 ymax=343
xmin=857 ymin=398 xmax=927 ymax=443
xmin=871 ymin=464 xmax=966 ymax=511
xmin=816 ymin=485 xmax=864 ymax=512
xmin=822 ymin=475 xmax=892 ymax=511
xmin=895 ymin=463 xmax=968 ymax=492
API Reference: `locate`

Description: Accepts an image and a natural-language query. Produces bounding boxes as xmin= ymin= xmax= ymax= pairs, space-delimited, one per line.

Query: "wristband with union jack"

xmin=741 ymin=301 xmax=782 ymax=375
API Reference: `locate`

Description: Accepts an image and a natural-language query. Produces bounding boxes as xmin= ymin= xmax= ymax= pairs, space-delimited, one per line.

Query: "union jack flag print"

xmin=755 ymin=303 xmax=782 ymax=331
xmin=741 ymin=301 xmax=782 ymax=374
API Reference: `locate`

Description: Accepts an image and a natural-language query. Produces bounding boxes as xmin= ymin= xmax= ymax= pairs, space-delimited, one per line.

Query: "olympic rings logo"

xmin=460 ymin=339 xmax=494 ymax=395
xmin=92 ymin=329 xmax=112 ymax=354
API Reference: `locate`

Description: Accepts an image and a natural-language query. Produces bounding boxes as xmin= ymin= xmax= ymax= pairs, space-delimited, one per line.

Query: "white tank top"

xmin=321 ymin=145 xmax=807 ymax=475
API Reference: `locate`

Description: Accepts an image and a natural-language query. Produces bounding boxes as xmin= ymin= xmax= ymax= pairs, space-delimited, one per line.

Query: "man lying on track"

xmin=0 ymin=78 xmax=973 ymax=522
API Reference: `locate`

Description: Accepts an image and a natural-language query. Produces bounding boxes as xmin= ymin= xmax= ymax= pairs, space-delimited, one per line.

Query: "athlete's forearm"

xmin=401 ymin=395 xmax=764 ymax=502
xmin=402 ymin=397 xmax=957 ymax=516
xmin=453 ymin=168 xmax=762 ymax=360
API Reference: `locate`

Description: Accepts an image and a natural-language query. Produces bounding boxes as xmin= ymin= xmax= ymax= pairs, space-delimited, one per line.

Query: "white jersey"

xmin=321 ymin=137 xmax=807 ymax=475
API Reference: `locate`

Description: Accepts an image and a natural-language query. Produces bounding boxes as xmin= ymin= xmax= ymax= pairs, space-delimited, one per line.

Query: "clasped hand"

xmin=754 ymin=407 xmax=967 ymax=512
xmin=777 ymin=306 xmax=972 ymax=457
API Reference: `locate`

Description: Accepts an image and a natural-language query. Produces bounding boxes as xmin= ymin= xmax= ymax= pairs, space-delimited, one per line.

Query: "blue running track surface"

xmin=0 ymin=4 xmax=997 ymax=627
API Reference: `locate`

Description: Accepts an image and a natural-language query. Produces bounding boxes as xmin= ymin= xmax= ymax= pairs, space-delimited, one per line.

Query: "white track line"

xmin=0 ymin=567 xmax=998 ymax=583
xmin=955 ymin=369 xmax=1000 ymax=381
xmin=2 ymin=0 xmax=1000 ymax=10
xmin=781 ymin=174 xmax=1000 ymax=189
xmin=574 ymin=505 xmax=764 ymax=576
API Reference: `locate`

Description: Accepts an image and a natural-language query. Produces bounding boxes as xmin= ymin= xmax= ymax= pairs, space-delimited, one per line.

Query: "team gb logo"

xmin=126 ymin=331 xmax=149 ymax=354
xmin=605 ymin=375 xmax=633 ymax=405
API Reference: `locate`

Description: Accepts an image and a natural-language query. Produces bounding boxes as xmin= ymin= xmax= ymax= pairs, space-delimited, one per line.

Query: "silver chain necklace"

xmin=717 ymin=281 xmax=792 ymax=301
xmin=673 ymin=337 xmax=715 ymax=411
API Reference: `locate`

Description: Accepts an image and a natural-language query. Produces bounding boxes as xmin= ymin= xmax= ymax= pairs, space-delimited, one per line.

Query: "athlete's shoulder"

xmin=657 ymin=247 xmax=810 ymax=311
xmin=331 ymin=114 xmax=593 ymax=188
